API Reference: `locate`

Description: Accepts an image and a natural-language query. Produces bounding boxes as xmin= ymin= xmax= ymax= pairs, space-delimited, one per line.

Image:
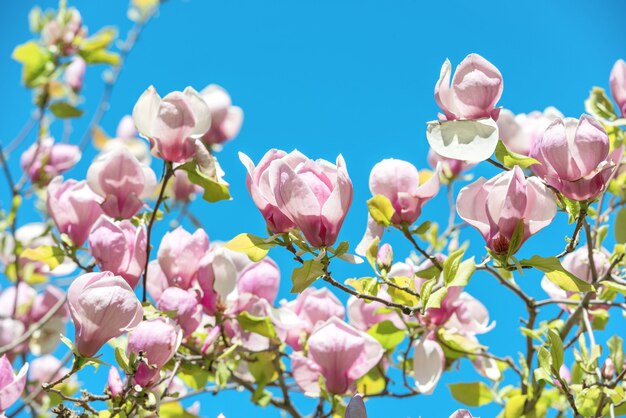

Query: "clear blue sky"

xmin=2 ymin=0 xmax=626 ymax=417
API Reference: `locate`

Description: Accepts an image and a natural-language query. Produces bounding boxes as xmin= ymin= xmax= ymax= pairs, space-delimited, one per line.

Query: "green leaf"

xmin=179 ymin=161 xmax=231 ymax=203
xmin=50 ymin=102 xmax=83 ymax=118
xmin=159 ymin=402 xmax=198 ymax=418
xmin=449 ymin=382 xmax=494 ymax=407
xmin=179 ymin=363 xmax=209 ymax=390
xmin=80 ymin=27 xmax=118 ymax=51
xmin=12 ymin=41 xmax=53 ymax=87
xmin=387 ymin=276 xmax=419 ymax=306
xmin=224 ymin=233 xmax=274 ymax=262
xmin=443 ymin=248 xmax=464 ymax=286
xmin=585 ymin=87 xmax=617 ymax=121
xmin=80 ymin=48 xmax=120 ymax=65
xmin=548 ymin=329 xmax=564 ymax=370
xmin=248 ymin=352 xmax=278 ymax=386
xmin=425 ymin=287 xmax=448 ymax=310
xmin=575 ymin=387 xmax=604 ymax=417
xmin=367 ymin=320 xmax=405 ymax=350
xmin=608 ymin=335 xmax=624 ymax=374
xmin=356 ymin=366 xmax=385 ymax=395
xmin=236 ymin=312 xmax=276 ymax=338
xmin=114 ymin=347 xmax=131 ymax=374
xmin=495 ymin=140 xmax=540 ymax=169
xmin=365 ymin=236 xmax=380 ymax=270
xmin=507 ymin=219 xmax=525 ymax=258
xmin=446 ymin=257 xmax=475 ymax=287
xmin=290 ymin=259 xmax=325 ymax=293
xmin=20 ymin=246 xmax=64 ymax=270
xmin=615 ymin=208 xmax=626 ymax=244
xmin=367 ymin=194 xmax=395 ymax=227
xmin=520 ymin=255 xmax=593 ymax=292
xmin=503 ymin=394 xmax=527 ymax=418
xmin=344 ymin=277 xmax=380 ymax=296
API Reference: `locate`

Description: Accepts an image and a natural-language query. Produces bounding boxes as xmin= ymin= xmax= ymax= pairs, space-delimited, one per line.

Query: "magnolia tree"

xmin=2 ymin=2 xmax=626 ymax=418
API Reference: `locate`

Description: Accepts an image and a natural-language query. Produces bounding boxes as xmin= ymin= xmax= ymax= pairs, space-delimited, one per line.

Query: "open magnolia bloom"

xmin=132 ymin=86 xmax=211 ymax=163
xmin=457 ymin=166 xmax=557 ymax=256
xmin=426 ymin=54 xmax=503 ymax=161
xmin=0 ymin=355 xmax=28 ymax=413
xmin=291 ymin=317 xmax=383 ymax=396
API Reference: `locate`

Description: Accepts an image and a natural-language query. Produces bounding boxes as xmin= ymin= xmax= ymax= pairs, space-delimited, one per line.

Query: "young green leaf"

xmin=520 ymin=255 xmax=593 ymax=292
xmin=448 ymin=382 xmax=494 ymax=406
xmin=290 ymin=259 xmax=325 ymax=293
xmin=367 ymin=195 xmax=395 ymax=227
xmin=224 ymin=233 xmax=275 ymax=262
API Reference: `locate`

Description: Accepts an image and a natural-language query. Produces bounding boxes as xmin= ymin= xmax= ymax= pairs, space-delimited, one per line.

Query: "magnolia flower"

xmin=347 ymin=288 xmax=403 ymax=332
xmin=356 ymin=159 xmax=439 ymax=255
xmin=457 ymin=166 xmax=557 ymax=256
xmin=87 ymin=147 xmax=157 ymax=219
xmin=413 ymin=338 xmax=444 ymax=394
xmin=0 ymin=355 xmax=28 ymax=412
xmin=427 ymin=149 xmax=474 ymax=180
xmin=28 ymin=286 xmax=70 ymax=355
xmin=541 ymin=247 xmax=611 ymax=306
xmin=282 ymin=287 xmax=345 ymax=350
xmin=199 ymin=84 xmax=244 ymax=146
xmin=292 ymin=318 xmax=384 ymax=395
xmin=445 ymin=292 xmax=494 ymax=336
xmin=427 ymin=54 xmax=503 ymax=161
xmin=449 ymin=411 xmax=473 ymax=418
xmin=496 ymin=107 xmax=563 ymax=155
xmin=157 ymin=287 xmax=202 ymax=337
xmin=530 ymin=115 xmax=618 ymax=201
xmin=65 ymin=56 xmax=86 ymax=92
xmin=127 ymin=318 xmax=182 ymax=387
xmin=21 ymin=137 xmax=81 ymax=185
xmin=240 ymin=149 xmax=353 ymax=247
xmin=132 ymin=86 xmax=211 ymax=163
xmin=47 ymin=177 xmax=104 ymax=247
xmin=236 ymin=258 xmax=281 ymax=304
xmin=610 ymin=59 xmax=626 ymax=117
xmin=68 ymin=272 xmax=143 ymax=357
xmin=158 ymin=227 xmax=210 ymax=289
xmin=345 ymin=394 xmax=367 ymax=418
xmin=100 ymin=116 xmax=152 ymax=165
xmin=107 ymin=367 xmax=124 ymax=397
xmin=88 ymin=217 xmax=147 ymax=288
xmin=41 ymin=8 xmax=85 ymax=54
xmin=170 ymin=169 xmax=201 ymax=203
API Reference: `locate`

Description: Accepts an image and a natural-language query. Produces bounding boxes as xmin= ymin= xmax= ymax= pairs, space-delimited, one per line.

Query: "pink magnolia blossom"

xmin=21 ymin=138 xmax=81 ymax=186
xmin=127 ymin=318 xmax=182 ymax=387
xmin=132 ymin=86 xmax=211 ymax=163
xmin=158 ymin=227 xmax=210 ymax=289
xmin=240 ymin=150 xmax=353 ymax=247
xmin=29 ymin=355 xmax=71 ymax=387
xmin=88 ymin=217 xmax=147 ymax=288
xmin=157 ymin=287 xmax=202 ymax=337
xmin=427 ymin=150 xmax=474 ymax=179
xmin=0 ymin=355 xmax=28 ymax=412
xmin=68 ymin=272 xmax=143 ymax=357
xmin=199 ymin=84 xmax=244 ymax=146
xmin=0 ymin=282 xmax=36 ymax=323
xmin=445 ymin=292 xmax=495 ymax=336
xmin=65 ymin=56 xmax=86 ymax=92
xmin=413 ymin=338 xmax=445 ymax=394
xmin=47 ymin=177 xmax=104 ymax=247
xmin=146 ymin=260 xmax=169 ymax=301
xmin=435 ymin=53 xmax=503 ymax=121
xmin=347 ymin=288 xmax=403 ymax=332
xmin=496 ymin=107 xmax=563 ymax=155
xmin=345 ymin=394 xmax=367 ymax=418
xmin=236 ymin=258 xmax=280 ymax=304
xmin=449 ymin=411 xmax=473 ymax=418
xmin=356 ymin=159 xmax=439 ymax=255
xmin=87 ymin=147 xmax=157 ymax=219
xmin=603 ymin=358 xmax=616 ymax=379
xmin=610 ymin=59 xmax=626 ymax=117
xmin=292 ymin=318 xmax=383 ymax=396
xmin=170 ymin=169 xmax=201 ymax=203
xmin=457 ymin=166 xmax=556 ymax=256
xmin=101 ymin=116 xmax=151 ymax=165
xmin=530 ymin=115 xmax=618 ymax=201
xmin=41 ymin=8 xmax=85 ymax=54
xmin=107 ymin=367 xmax=124 ymax=397
xmin=28 ymin=286 xmax=70 ymax=355
xmin=282 ymin=287 xmax=345 ymax=350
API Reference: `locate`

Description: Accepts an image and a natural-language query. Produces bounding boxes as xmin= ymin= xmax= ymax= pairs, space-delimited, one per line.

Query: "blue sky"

xmin=2 ymin=0 xmax=626 ymax=417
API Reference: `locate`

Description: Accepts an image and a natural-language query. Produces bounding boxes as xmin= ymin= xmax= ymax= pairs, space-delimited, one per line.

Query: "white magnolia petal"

xmin=132 ymin=86 xmax=161 ymax=137
xmin=426 ymin=117 xmax=499 ymax=162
